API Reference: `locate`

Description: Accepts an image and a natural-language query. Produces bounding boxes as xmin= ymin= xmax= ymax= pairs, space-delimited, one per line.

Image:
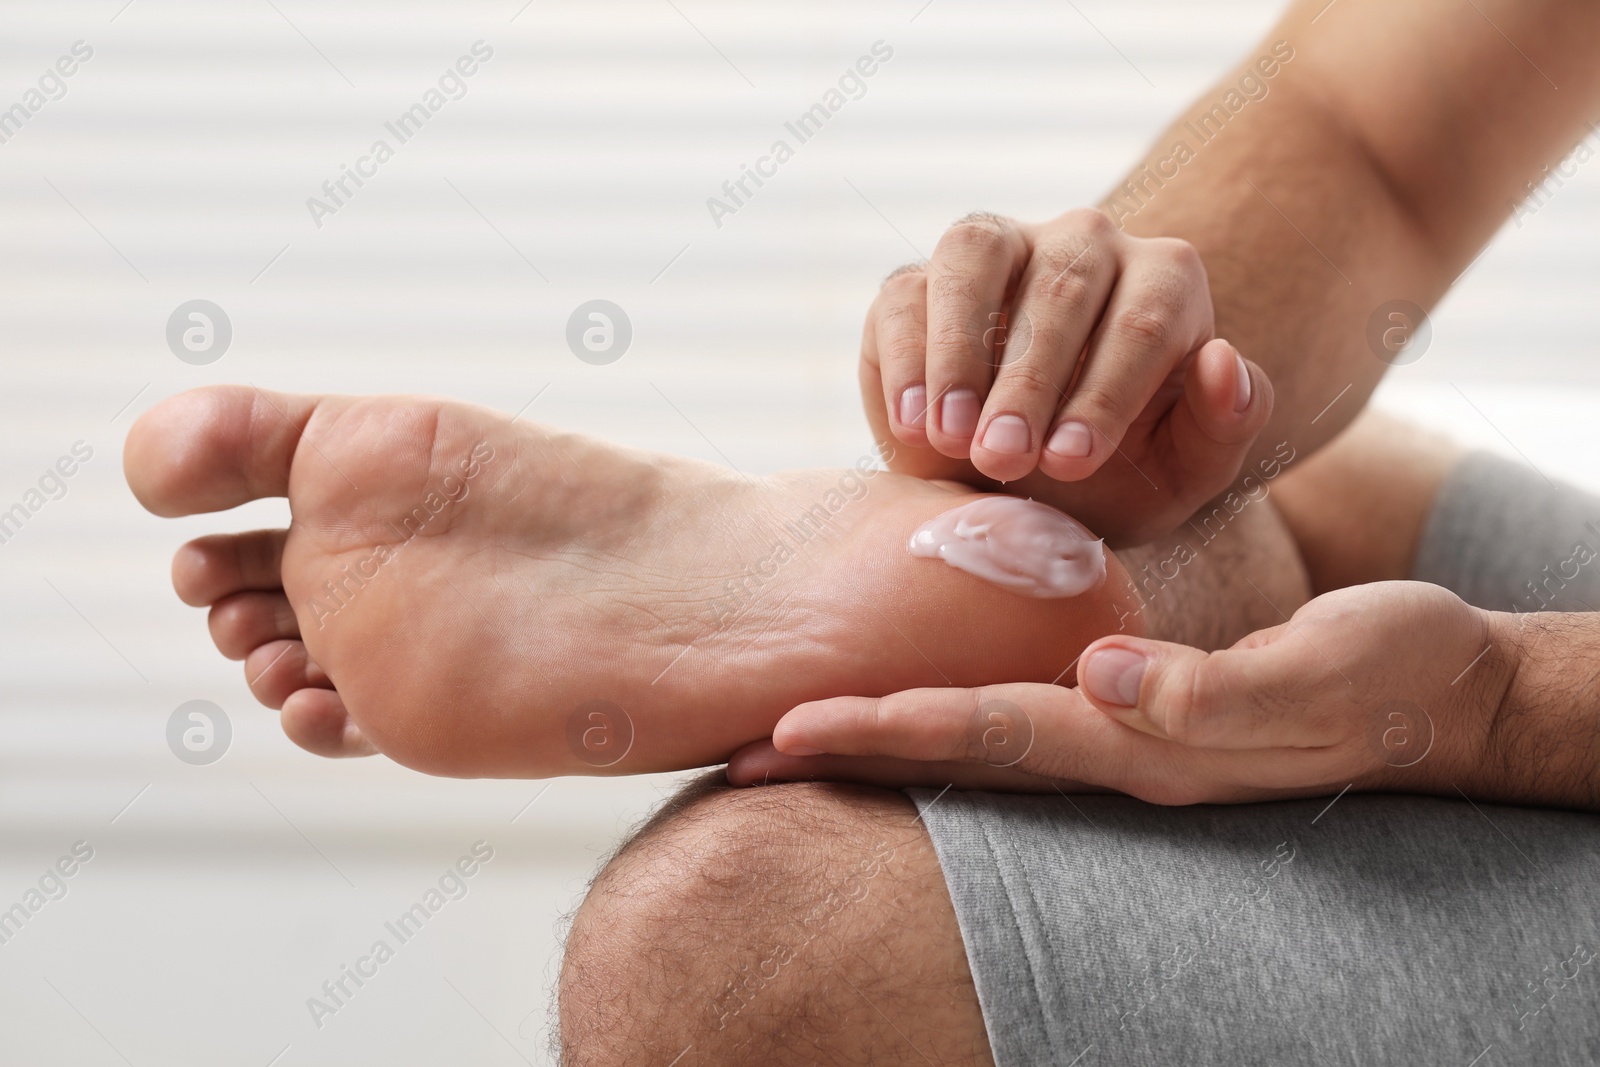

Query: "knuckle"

xmin=940 ymin=214 xmax=1014 ymax=257
xmin=927 ymin=267 xmax=983 ymax=307
xmin=1021 ymin=322 xmax=1071 ymax=361
xmin=1159 ymin=668 xmax=1207 ymax=747
xmin=1145 ymin=236 xmax=1205 ymax=276
xmin=929 ymin=318 xmax=985 ymax=360
xmin=880 ymin=333 xmax=926 ymax=368
xmin=1069 ymin=382 xmax=1138 ymax=426
xmin=878 ymin=296 xmax=926 ymax=331
xmin=950 ymin=209 xmax=1012 ymax=233
xmin=995 ymin=359 xmax=1063 ymax=403
xmin=1060 ymin=206 xmax=1115 ymax=240
xmin=1028 ymin=246 xmax=1098 ymax=306
xmin=961 ymin=688 xmax=991 ymax=762
xmin=1109 ymin=303 xmax=1176 ymax=353
xmin=880 ymin=262 xmax=928 ymax=291
xmin=863 ymin=696 xmax=889 ymax=739
xmin=877 ymin=305 xmax=928 ymax=363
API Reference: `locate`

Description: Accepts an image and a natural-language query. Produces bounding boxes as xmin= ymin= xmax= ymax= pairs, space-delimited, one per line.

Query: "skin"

xmin=1111 ymin=0 xmax=1600 ymax=465
xmin=564 ymin=2 xmax=1600 ymax=1061
xmin=864 ymin=0 xmax=1600 ymax=545
xmin=863 ymin=223 xmax=1275 ymax=545
xmin=124 ymin=384 xmax=1305 ymax=780
xmin=560 ymin=776 xmax=992 ymax=1067
xmin=764 ymin=564 xmax=1600 ymax=813
xmin=1270 ymin=410 xmax=1464 ymax=595
xmin=790 ymin=0 xmax=1600 ymax=808
xmin=731 ymin=468 xmax=1313 ymax=792
xmin=757 ymin=413 xmax=1600 ymax=811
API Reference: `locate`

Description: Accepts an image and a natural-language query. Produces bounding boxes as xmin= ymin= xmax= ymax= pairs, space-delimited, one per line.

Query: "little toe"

xmin=282 ymin=688 xmax=377 ymax=759
xmin=245 ymin=639 xmax=332 ymax=709
xmin=208 ymin=591 xmax=299 ymax=661
xmin=125 ymin=385 xmax=325 ymax=517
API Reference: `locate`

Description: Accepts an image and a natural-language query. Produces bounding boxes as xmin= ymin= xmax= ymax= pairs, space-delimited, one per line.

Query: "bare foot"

xmin=126 ymin=386 xmax=1149 ymax=778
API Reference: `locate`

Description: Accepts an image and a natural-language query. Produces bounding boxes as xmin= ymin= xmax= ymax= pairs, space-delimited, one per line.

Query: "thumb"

xmin=1077 ymin=631 xmax=1324 ymax=748
xmin=1166 ymin=339 xmax=1273 ymax=503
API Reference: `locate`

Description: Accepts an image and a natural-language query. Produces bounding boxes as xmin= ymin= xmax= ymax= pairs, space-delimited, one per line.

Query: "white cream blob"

xmin=908 ymin=497 xmax=1105 ymax=598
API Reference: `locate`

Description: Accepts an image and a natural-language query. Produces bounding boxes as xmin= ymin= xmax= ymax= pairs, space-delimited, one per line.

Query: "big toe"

xmin=125 ymin=385 xmax=323 ymax=517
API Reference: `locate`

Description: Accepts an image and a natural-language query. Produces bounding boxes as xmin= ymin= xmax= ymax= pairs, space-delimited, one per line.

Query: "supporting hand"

xmin=740 ymin=583 xmax=1520 ymax=806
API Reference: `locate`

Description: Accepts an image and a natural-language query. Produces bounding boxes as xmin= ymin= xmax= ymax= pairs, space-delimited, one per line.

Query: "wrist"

xmin=1472 ymin=609 xmax=1600 ymax=810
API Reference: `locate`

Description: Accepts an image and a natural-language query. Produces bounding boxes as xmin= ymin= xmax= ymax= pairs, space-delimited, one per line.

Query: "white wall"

xmin=0 ymin=1 xmax=1596 ymax=1063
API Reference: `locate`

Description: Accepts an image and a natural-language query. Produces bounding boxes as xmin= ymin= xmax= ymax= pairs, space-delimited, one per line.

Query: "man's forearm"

xmin=1102 ymin=0 xmax=1600 ymax=465
xmin=1481 ymin=610 xmax=1600 ymax=810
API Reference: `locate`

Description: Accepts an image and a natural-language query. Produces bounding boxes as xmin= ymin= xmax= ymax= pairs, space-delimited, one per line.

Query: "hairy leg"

xmin=558 ymin=774 xmax=993 ymax=1066
xmin=1270 ymin=410 xmax=1462 ymax=594
xmin=1118 ymin=482 xmax=1310 ymax=651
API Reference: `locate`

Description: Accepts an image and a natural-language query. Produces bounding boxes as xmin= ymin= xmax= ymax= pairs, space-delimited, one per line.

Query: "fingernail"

xmin=1083 ymin=647 xmax=1147 ymax=707
xmin=1045 ymin=420 xmax=1093 ymax=458
xmin=899 ymin=384 xmax=927 ymax=429
xmin=941 ymin=389 xmax=980 ymax=439
xmin=1233 ymin=350 xmax=1252 ymax=413
xmin=784 ymin=744 xmax=825 ymax=756
xmin=980 ymin=414 xmax=1031 ymax=454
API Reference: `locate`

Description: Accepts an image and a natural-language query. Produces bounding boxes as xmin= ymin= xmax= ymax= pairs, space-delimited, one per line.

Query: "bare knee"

xmin=558 ymin=773 xmax=993 ymax=1067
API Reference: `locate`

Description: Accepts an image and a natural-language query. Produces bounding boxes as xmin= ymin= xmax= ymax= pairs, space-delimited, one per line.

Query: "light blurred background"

xmin=0 ymin=1 xmax=1595 ymax=1063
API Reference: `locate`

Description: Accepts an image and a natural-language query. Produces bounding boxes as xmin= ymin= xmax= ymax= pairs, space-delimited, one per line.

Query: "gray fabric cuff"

xmin=1412 ymin=451 xmax=1600 ymax=613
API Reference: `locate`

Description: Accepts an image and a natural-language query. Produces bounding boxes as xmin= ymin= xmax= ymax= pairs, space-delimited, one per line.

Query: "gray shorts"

xmin=914 ymin=453 xmax=1600 ymax=1066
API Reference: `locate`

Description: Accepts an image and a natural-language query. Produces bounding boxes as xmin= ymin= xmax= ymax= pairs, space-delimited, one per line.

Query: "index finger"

xmin=922 ymin=214 xmax=1031 ymax=457
xmin=774 ymin=683 xmax=1168 ymax=789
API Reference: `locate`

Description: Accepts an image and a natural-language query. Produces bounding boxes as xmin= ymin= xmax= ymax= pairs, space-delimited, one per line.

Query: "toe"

xmin=125 ymin=385 xmax=324 ymax=517
xmin=174 ymin=529 xmax=287 ymax=607
xmin=282 ymin=688 xmax=377 ymax=758
xmin=208 ymin=591 xmax=299 ymax=661
xmin=245 ymin=639 xmax=331 ymax=709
